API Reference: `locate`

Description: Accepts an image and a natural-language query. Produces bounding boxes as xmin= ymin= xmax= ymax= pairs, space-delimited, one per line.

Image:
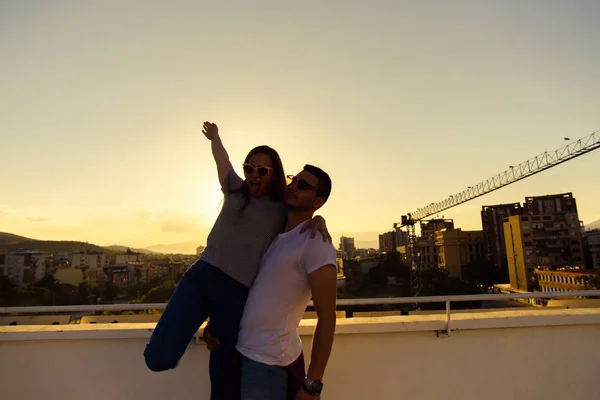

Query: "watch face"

xmin=305 ymin=379 xmax=323 ymax=395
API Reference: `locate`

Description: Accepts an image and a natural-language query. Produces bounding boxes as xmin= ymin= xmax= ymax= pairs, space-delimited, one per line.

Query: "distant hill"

xmin=0 ymin=232 xmax=134 ymax=255
xmin=0 ymin=232 xmax=33 ymax=246
xmin=0 ymin=232 xmax=199 ymax=255
xmin=1 ymin=239 xmax=117 ymax=255
xmin=104 ymin=245 xmax=158 ymax=255
xmin=145 ymin=242 xmax=199 ymax=255
xmin=586 ymin=219 xmax=600 ymax=230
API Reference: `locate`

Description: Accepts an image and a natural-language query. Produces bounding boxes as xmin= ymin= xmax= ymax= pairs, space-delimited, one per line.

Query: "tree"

xmin=91 ymin=285 xmax=101 ymax=304
xmin=32 ymin=275 xmax=59 ymax=291
xmin=78 ymin=280 xmax=92 ymax=305
xmin=31 ymin=276 xmax=59 ymax=306
xmin=368 ymin=251 xmax=410 ymax=285
xmin=0 ymin=275 xmax=14 ymax=293
xmin=0 ymin=276 xmax=16 ymax=306
xmin=103 ymin=280 xmax=118 ymax=303
xmin=582 ymin=271 xmax=600 ymax=289
xmin=148 ymin=275 xmax=168 ymax=289
xmin=135 ymin=280 xmax=177 ymax=304
xmin=462 ymin=260 xmax=497 ymax=286
xmin=420 ymin=268 xmax=482 ymax=309
xmin=127 ymin=282 xmax=145 ymax=299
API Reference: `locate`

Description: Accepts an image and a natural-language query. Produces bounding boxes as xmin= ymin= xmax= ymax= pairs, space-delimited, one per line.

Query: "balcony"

xmin=2 ymin=292 xmax=600 ymax=400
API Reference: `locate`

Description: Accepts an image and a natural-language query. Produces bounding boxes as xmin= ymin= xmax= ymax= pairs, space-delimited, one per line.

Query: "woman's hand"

xmin=300 ymin=215 xmax=332 ymax=243
xmin=202 ymin=324 xmax=220 ymax=351
xmin=202 ymin=121 xmax=219 ymax=141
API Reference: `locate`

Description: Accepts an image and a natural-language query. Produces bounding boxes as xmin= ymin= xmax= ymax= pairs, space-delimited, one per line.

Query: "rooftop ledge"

xmin=3 ymin=308 xmax=600 ymax=342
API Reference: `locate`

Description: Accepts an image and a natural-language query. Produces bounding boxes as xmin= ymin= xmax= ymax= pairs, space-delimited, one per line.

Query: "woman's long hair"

xmin=233 ymin=145 xmax=286 ymax=213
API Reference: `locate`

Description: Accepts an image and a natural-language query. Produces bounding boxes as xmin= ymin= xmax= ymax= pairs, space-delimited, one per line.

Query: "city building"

xmin=357 ymin=249 xmax=369 ymax=258
xmin=395 ymin=230 xmax=408 ymax=250
xmin=420 ymin=219 xmax=454 ymax=239
xmin=147 ymin=264 xmax=170 ymax=281
xmin=535 ymin=269 xmax=593 ymax=292
xmin=339 ymin=236 xmax=356 ymax=259
xmin=414 ymin=238 xmax=438 ymax=270
xmin=397 ymin=220 xmax=455 ymax=271
xmin=115 ymin=249 xmax=144 ymax=264
xmin=196 ymin=246 xmax=205 ymax=256
xmin=379 ymin=231 xmax=395 ymax=253
xmin=504 ymin=193 xmax=584 ymax=291
xmin=523 ymin=192 xmax=578 ymax=215
xmin=379 ymin=230 xmax=407 ymax=253
xmin=436 ymin=229 xmax=485 ymax=278
xmin=481 ymin=203 xmax=523 ymax=271
xmin=0 ymin=250 xmax=49 ymax=286
xmin=586 ymin=230 xmax=600 ymax=269
xmin=71 ymin=252 xmax=108 ymax=269
xmin=358 ymin=256 xmax=379 ymax=275
xmin=341 ymin=259 xmax=362 ymax=289
xmin=84 ymin=267 xmax=106 ymax=288
xmin=53 ymin=252 xmax=71 ymax=264
xmin=104 ymin=264 xmax=136 ymax=290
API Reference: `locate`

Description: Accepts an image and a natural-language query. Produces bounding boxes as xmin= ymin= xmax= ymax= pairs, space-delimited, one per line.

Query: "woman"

xmin=144 ymin=121 xmax=330 ymax=400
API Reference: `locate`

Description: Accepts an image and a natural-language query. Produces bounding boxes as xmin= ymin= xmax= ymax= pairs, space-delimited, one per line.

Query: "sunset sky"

xmin=1 ymin=1 xmax=599 ymax=251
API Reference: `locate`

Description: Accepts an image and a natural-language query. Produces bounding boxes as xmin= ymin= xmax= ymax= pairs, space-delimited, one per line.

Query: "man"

xmin=206 ymin=164 xmax=337 ymax=400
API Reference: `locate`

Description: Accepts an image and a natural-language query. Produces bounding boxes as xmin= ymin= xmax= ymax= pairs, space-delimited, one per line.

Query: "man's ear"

xmin=313 ymin=196 xmax=325 ymax=210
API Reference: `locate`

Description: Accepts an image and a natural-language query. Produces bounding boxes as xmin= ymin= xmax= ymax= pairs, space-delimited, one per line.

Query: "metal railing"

xmin=2 ymin=290 xmax=600 ymax=336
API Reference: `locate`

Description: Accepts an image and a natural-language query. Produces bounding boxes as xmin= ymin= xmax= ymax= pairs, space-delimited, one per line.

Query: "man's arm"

xmin=306 ymin=264 xmax=338 ymax=381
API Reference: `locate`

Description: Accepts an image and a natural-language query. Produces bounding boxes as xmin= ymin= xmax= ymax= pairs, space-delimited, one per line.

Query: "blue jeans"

xmin=144 ymin=260 xmax=249 ymax=400
xmin=241 ymin=355 xmax=289 ymax=400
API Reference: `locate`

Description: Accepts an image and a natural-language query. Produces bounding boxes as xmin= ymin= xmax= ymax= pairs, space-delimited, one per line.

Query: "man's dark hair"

xmin=303 ymin=164 xmax=332 ymax=202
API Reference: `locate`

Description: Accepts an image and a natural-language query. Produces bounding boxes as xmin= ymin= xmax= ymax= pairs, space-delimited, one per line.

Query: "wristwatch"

xmin=302 ymin=379 xmax=323 ymax=396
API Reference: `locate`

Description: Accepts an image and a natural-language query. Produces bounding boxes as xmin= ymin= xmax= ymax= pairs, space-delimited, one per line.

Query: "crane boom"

xmin=400 ymin=130 xmax=600 ymax=225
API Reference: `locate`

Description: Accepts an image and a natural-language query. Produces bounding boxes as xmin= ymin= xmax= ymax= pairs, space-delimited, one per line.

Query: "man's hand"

xmin=295 ymin=388 xmax=319 ymax=400
xmin=202 ymin=121 xmax=219 ymax=141
xmin=202 ymin=324 xmax=220 ymax=351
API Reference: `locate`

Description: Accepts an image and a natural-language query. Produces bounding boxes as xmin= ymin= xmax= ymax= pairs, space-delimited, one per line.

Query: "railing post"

xmin=446 ymin=300 xmax=451 ymax=335
xmin=437 ymin=300 xmax=452 ymax=338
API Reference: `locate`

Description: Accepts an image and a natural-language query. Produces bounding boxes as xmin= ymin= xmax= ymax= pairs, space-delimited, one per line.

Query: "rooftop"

xmin=2 ymin=292 xmax=600 ymax=399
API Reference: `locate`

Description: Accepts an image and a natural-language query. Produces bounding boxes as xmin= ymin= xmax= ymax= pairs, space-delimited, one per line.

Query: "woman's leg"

xmin=207 ymin=268 xmax=249 ymax=400
xmin=144 ymin=260 xmax=211 ymax=371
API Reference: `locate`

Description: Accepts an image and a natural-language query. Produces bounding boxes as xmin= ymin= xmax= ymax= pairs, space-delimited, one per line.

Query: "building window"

xmin=521 ymin=216 xmax=530 ymax=222
xmin=524 ymin=242 xmax=532 ymax=247
xmin=524 ymin=233 xmax=531 ymax=238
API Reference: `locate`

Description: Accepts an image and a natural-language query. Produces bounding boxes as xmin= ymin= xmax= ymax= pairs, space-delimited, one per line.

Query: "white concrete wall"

xmin=2 ymin=309 xmax=600 ymax=400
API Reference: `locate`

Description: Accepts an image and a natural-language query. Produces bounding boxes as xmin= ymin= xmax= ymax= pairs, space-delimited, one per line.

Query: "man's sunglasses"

xmin=243 ymin=163 xmax=274 ymax=177
xmin=287 ymin=175 xmax=320 ymax=193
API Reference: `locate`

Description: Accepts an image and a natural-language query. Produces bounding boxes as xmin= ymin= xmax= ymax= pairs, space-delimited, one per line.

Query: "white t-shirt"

xmin=236 ymin=221 xmax=337 ymax=367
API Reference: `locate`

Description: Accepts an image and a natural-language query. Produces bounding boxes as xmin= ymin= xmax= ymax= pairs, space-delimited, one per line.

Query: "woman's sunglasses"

xmin=287 ymin=175 xmax=320 ymax=193
xmin=243 ymin=163 xmax=274 ymax=177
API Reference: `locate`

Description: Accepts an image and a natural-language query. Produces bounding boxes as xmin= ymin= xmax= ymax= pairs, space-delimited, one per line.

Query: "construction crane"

xmin=395 ymin=129 xmax=600 ymax=297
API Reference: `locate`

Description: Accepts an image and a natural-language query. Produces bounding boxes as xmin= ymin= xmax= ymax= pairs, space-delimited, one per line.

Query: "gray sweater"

xmin=200 ymin=170 xmax=286 ymax=287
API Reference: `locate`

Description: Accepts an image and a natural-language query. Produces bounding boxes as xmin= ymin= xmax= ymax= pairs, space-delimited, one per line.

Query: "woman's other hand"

xmin=300 ymin=215 xmax=332 ymax=243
